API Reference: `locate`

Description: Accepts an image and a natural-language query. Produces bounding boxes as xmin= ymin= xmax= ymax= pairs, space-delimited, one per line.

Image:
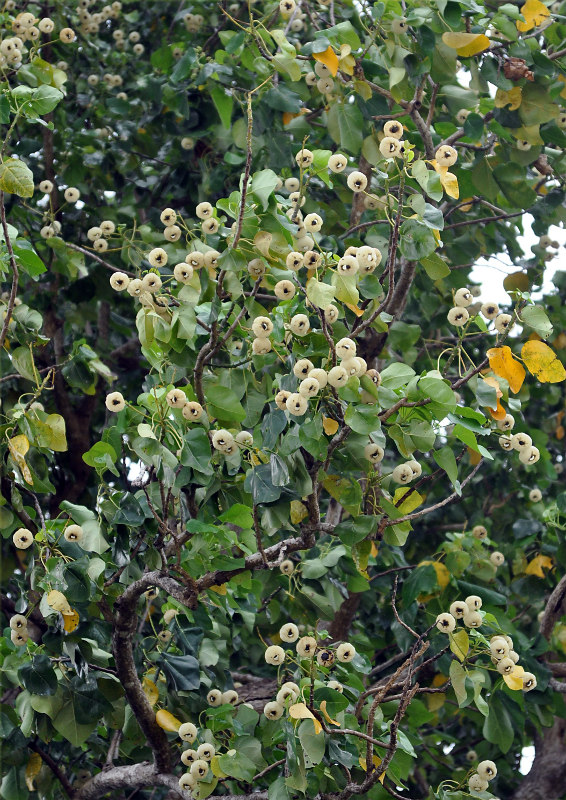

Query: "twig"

xmin=28 ymin=741 xmax=74 ymax=799
xmin=232 ymin=92 xmax=253 ymax=249
xmin=65 ymin=241 xmax=136 ymax=276
xmin=0 ymin=191 xmax=19 ymax=349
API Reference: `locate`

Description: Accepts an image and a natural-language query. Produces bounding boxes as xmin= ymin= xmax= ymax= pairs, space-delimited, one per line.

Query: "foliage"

xmin=1 ymin=1 xmax=566 ymax=800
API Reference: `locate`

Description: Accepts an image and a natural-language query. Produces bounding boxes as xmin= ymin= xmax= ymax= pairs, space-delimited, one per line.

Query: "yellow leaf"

xmin=62 ymin=608 xmax=80 ymax=633
xmin=441 ymin=171 xmax=459 ymax=199
xmin=339 ymin=54 xmax=356 ymax=75
xmin=254 ymin=231 xmax=272 ymax=256
xmin=344 ymin=302 xmax=365 ymax=317
xmin=418 ymin=560 xmax=451 ymax=590
xmin=468 ymin=446 xmax=482 ymax=465
xmin=394 ymin=488 xmax=424 ymax=514
xmin=358 ymin=755 xmax=386 ymax=782
xmin=282 ymin=111 xmax=300 ymax=125
xmin=495 ymin=87 xmax=522 ymax=111
xmin=323 ymin=416 xmax=339 ymax=435
xmin=525 ymin=554 xmax=554 ymax=578
xmin=370 ymin=542 xmax=379 ymax=558
xmin=441 ymin=32 xmax=491 ymax=57
xmin=47 ymin=590 xmax=71 ymax=614
xmin=25 ymin=752 xmax=42 ymax=791
xmin=522 ymin=341 xmax=566 ymax=383
xmin=320 ymin=700 xmax=340 ymax=726
xmin=426 ymin=674 xmax=447 ymax=711
xmin=517 ymin=0 xmax=550 ymax=31
xmin=432 ymin=229 xmax=442 ymax=247
xmin=155 ymin=709 xmax=182 ymax=731
xmin=209 ymin=584 xmax=227 ymax=595
xmin=8 ymin=434 xmax=33 ymax=485
xmin=486 ymin=345 xmax=526 ymax=394
xmin=481 ymin=376 xmax=506 ymax=419
xmin=503 ymin=664 xmax=525 ymax=690
xmin=313 ymin=45 xmax=339 ymax=77
xmin=290 ymin=500 xmax=309 ymax=524
xmin=288 ymin=702 xmax=322 ymax=734
xmin=143 ymin=677 xmax=159 ymax=707
xmin=450 ymin=629 xmax=469 ymax=661
xmin=353 ymin=79 xmax=373 ymax=100
xmin=210 ymin=756 xmax=229 ymax=778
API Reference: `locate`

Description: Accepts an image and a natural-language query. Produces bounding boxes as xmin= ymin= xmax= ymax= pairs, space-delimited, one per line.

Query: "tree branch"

xmin=111 ymin=572 xmax=197 ymax=773
xmin=0 ymin=191 xmax=19 ymax=349
xmin=76 ymin=763 xmax=183 ymax=800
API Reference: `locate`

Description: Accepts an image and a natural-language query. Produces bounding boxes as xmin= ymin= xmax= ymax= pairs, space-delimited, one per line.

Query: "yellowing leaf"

xmin=209 ymin=584 xmax=227 ymax=595
xmin=320 ymin=700 xmax=340 ymax=726
xmin=525 ymin=554 xmax=554 ymax=578
xmin=370 ymin=542 xmax=379 ymax=558
xmin=418 ymin=560 xmax=450 ymax=591
xmin=47 ymin=590 xmax=71 ymax=614
xmin=288 ymin=702 xmax=322 ymax=734
xmin=143 ymin=677 xmax=159 ymax=707
xmin=25 ymin=752 xmax=42 ymax=791
xmin=426 ymin=674 xmax=447 ymax=711
xmin=282 ymin=111 xmax=300 ymax=125
xmin=313 ymin=45 xmax=339 ymax=77
xmin=495 ymin=87 xmax=522 ymax=111
xmin=358 ymin=755 xmax=386 ymax=782
xmin=517 ymin=0 xmax=550 ymax=31
xmin=450 ymin=629 xmax=469 ymax=662
xmin=522 ymin=341 xmax=566 ymax=383
xmin=486 ymin=345 xmax=526 ymax=394
xmin=62 ymin=608 xmax=80 ymax=633
xmin=394 ymin=488 xmax=424 ymax=514
xmin=503 ymin=664 xmax=525 ymax=690
xmin=290 ymin=500 xmax=309 ymax=524
xmin=155 ymin=709 xmax=182 ymax=731
xmin=442 ymin=32 xmax=491 ymax=57
xmin=8 ymin=434 xmax=33 ymax=485
xmin=210 ymin=756 xmax=229 ymax=778
xmin=254 ymin=230 xmax=272 ymax=256
xmin=344 ymin=302 xmax=365 ymax=317
xmin=440 ymin=171 xmax=459 ymax=199
xmin=322 ymin=416 xmax=339 ymax=436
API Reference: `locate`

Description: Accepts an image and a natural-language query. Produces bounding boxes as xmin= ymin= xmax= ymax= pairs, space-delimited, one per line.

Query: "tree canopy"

xmin=1 ymin=1 xmax=566 ymax=800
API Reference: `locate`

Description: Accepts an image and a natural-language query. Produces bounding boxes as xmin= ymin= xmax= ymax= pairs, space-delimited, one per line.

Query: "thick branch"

xmin=76 ymin=763 xmax=182 ymax=800
xmin=111 ymin=572 xmax=197 ymax=772
xmin=540 ymin=575 xmax=566 ymax=640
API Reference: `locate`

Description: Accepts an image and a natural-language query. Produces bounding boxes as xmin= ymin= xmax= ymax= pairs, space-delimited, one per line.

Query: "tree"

xmin=1 ymin=0 xmax=566 ymax=798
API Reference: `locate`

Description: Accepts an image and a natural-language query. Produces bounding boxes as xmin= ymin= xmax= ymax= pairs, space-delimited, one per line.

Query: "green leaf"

xmin=379 ymin=363 xmax=416 ymax=390
xmin=519 ymin=84 xmax=559 ymax=126
xmin=32 ymin=414 xmax=67 ymax=452
xmin=483 ymin=698 xmax=514 ymax=753
xmin=420 ymin=252 xmax=450 ymax=280
xmin=298 ymin=719 xmax=325 ymax=765
xmin=205 ymin=384 xmax=246 ymax=422
xmin=59 ymin=502 xmax=109 ymax=553
xmin=18 ymin=655 xmax=58 ymax=696
xmin=13 ymin=243 xmax=46 ymax=278
xmin=0 ymin=158 xmax=34 ymax=198
xmin=210 ymin=85 xmax=233 ymax=129
xmin=82 ymin=442 xmax=119 ymax=476
xmin=217 ymin=751 xmax=257 ymax=782
xmin=344 ymin=404 xmax=381 ymax=434
xmin=332 ymin=271 xmax=359 ymax=306
xmin=28 ymin=85 xmax=64 ymax=115
xmin=433 ymin=446 xmax=459 ymax=490
xmin=327 ymin=103 xmax=364 ymax=154
xmin=11 ymin=346 xmax=36 ymax=382
xmin=158 ymin=652 xmax=200 ymax=691
xmin=520 ymin=305 xmax=553 ymax=339
xmin=449 ymin=659 xmax=467 ymax=706
xmin=244 ymin=463 xmax=282 ymax=504
xmin=306 ymin=277 xmax=335 ymax=310
xmin=0 ymin=767 xmax=27 ymax=800
xmin=251 ymin=169 xmax=280 ymax=211
xmin=399 ymin=220 xmax=437 ymax=260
